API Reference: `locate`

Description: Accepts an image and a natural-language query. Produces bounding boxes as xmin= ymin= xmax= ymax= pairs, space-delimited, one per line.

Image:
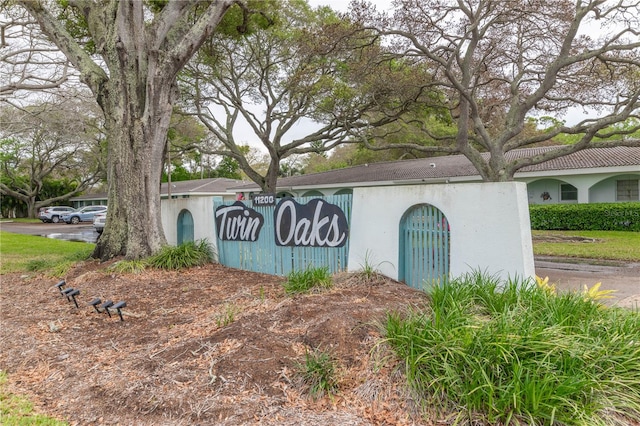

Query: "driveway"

xmin=0 ymin=221 xmax=99 ymax=243
xmin=535 ymin=257 xmax=640 ymax=309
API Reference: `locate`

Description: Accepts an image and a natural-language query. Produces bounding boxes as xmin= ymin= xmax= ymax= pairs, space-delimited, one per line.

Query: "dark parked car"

xmin=38 ymin=206 xmax=75 ymax=223
xmin=61 ymin=205 xmax=108 ymax=224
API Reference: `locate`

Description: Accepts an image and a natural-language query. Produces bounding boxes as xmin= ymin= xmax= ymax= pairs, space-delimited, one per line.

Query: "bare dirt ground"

xmin=1 ymin=261 xmax=430 ymax=425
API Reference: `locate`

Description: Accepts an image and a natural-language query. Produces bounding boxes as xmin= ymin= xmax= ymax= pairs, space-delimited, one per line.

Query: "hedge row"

xmin=529 ymin=202 xmax=640 ymax=231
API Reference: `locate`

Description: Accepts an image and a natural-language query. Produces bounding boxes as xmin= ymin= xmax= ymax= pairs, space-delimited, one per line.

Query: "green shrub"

xmin=530 ymin=202 xmax=640 ymax=231
xmin=297 ymin=348 xmax=338 ymax=399
xmin=383 ymin=271 xmax=640 ymax=425
xmin=283 ymin=265 xmax=332 ymax=294
xmin=147 ymin=240 xmax=213 ymax=270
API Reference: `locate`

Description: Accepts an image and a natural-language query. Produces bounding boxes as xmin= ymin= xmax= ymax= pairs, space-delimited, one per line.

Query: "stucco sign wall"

xmin=347 ymin=182 xmax=535 ymax=282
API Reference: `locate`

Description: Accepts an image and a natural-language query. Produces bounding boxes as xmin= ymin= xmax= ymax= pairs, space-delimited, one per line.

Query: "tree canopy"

xmin=0 ymin=94 xmax=104 ymax=217
xmin=180 ymin=0 xmax=445 ymax=192
xmin=0 ymin=7 xmax=73 ymax=100
xmin=351 ymin=0 xmax=640 ymax=180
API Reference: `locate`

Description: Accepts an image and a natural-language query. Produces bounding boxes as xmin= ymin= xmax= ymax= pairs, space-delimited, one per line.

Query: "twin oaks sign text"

xmin=214 ymin=201 xmax=264 ymax=242
xmin=215 ymin=198 xmax=348 ymax=248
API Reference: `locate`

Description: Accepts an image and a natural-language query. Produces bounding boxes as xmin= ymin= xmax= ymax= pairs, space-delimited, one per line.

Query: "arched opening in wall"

xmin=589 ymin=174 xmax=640 ymax=203
xmin=399 ymin=204 xmax=450 ymax=290
xmin=301 ymin=190 xmax=323 ymax=197
xmin=526 ymin=178 xmax=577 ymax=204
xmin=276 ymin=191 xmax=294 ymax=198
xmin=334 ymin=188 xmax=353 ymax=195
xmin=177 ymin=209 xmax=194 ymax=245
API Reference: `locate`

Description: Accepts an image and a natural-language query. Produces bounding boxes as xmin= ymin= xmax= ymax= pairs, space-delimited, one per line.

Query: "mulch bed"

xmin=1 ymin=260 xmax=430 ymax=425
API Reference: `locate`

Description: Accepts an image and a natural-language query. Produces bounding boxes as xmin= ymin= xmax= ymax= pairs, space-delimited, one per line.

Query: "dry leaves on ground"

xmin=0 ymin=260 xmax=430 ymax=425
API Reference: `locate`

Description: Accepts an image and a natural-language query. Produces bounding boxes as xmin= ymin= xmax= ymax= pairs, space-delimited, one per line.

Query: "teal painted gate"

xmin=399 ymin=204 xmax=450 ymax=290
xmin=215 ymin=194 xmax=352 ymax=276
xmin=177 ymin=209 xmax=194 ymax=245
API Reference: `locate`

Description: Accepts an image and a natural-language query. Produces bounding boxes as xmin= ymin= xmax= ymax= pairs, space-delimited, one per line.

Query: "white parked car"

xmin=93 ymin=211 xmax=107 ymax=233
xmin=38 ymin=206 xmax=75 ymax=223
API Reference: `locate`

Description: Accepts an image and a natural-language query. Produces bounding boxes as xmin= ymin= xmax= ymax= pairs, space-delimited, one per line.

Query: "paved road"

xmin=2 ymin=221 xmax=638 ymax=307
xmin=0 ymin=221 xmax=99 ymax=243
xmin=535 ymin=257 xmax=640 ymax=309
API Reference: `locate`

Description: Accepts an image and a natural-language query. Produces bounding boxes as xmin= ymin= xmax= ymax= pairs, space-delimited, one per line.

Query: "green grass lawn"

xmin=532 ymin=230 xmax=640 ymax=262
xmin=0 ymin=231 xmax=94 ymax=274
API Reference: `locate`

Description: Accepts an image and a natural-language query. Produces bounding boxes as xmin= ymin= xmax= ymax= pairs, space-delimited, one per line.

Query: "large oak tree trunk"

xmin=93 ymin=89 xmax=171 ymax=259
xmin=93 ymin=17 xmax=174 ymax=260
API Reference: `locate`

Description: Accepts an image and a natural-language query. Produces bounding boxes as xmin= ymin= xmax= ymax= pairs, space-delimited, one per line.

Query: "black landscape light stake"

xmin=88 ymin=298 xmax=103 ymax=313
xmin=62 ymin=287 xmax=80 ymax=308
xmin=55 ymin=280 xmax=67 ymax=295
xmin=110 ymin=301 xmax=127 ymax=321
xmin=88 ymin=298 xmax=127 ymax=321
xmin=100 ymin=300 xmax=114 ymax=317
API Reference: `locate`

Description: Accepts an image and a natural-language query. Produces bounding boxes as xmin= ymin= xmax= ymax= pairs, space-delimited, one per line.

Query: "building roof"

xmin=71 ymin=177 xmax=244 ymax=201
xmin=233 ymin=145 xmax=640 ymax=191
xmin=160 ymin=177 xmax=245 ymax=195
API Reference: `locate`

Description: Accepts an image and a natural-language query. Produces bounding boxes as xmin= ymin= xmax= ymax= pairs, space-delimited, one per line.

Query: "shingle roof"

xmin=511 ymin=146 xmax=640 ymax=171
xmin=160 ymin=177 xmax=245 ymax=194
xmin=234 ymin=145 xmax=640 ymax=190
xmin=72 ymin=177 xmax=244 ymax=201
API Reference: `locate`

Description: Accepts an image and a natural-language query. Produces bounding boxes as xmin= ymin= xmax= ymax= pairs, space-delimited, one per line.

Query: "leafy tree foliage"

xmin=0 ymin=96 xmax=104 ymax=218
xmin=180 ymin=0 xmax=444 ymax=192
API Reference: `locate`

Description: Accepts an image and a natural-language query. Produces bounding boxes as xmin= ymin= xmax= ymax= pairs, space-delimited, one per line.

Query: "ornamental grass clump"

xmin=383 ymin=271 xmax=640 ymax=425
xmin=297 ymin=348 xmax=338 ymax=399
xmin=147 ymin=240 xmax=213 ymax=270
xmin=108 ymin=259 xmax=148 ymax=274
xmin=283 ymin=265 xmax=332 ymax=294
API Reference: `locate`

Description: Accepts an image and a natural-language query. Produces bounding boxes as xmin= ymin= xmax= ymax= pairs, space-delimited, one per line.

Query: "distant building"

xmin=70 ymin=177 xmax=242 ymax=208
xmin=230 ymin=146 xmax=640 ymax=204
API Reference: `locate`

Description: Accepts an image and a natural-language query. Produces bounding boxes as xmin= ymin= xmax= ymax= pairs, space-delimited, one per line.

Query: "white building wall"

xmin=161 ymin=197 xmax=220 ymax=257
xmin=590 ymin=174 xmax=640 ymax=203
xmin=527 ymin=179 xmax=561 ymax=204
xmin=347 ymin=182 xmax=535 ymax=282
xmin=590 ymin=179 xmax=616 ymax=203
